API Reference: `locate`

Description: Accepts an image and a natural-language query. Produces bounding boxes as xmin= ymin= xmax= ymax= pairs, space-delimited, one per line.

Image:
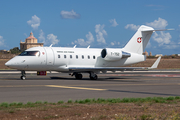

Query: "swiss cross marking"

xmin=137 ymin=37 xmax=142 ymax=43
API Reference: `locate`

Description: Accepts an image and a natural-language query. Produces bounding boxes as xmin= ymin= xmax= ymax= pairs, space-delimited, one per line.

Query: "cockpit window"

xmin=19 ymin=51 xmax=40 ymax=56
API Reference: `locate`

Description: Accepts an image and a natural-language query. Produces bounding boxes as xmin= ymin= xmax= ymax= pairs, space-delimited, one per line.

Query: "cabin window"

xmin=76 ymin=55 xmax=78 ymax=59
xmin=58 ymin=55 xmax=60 ymax=58
xmin=19 ymin=51 xmax=40 ymax=57
xmin=64 ymin=55 xmax=66 ymax=58
xmin=82 ymin=55 xmax=84 ymax=59
xmin=70 ymin=55 xmax=72 ymax=59
xmin=88 ymin=55 xmax=90 ymax=59
xmin=93 ymin=56 xmax=95 ymax=59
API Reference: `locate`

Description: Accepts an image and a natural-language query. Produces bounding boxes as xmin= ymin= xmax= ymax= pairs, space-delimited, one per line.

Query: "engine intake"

xmin=101 ymin=48 xmax=131 ymax=61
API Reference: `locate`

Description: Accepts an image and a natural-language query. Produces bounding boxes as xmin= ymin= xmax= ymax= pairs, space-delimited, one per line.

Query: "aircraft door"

xmin=44 ymin=47 xmax=54 ymax=65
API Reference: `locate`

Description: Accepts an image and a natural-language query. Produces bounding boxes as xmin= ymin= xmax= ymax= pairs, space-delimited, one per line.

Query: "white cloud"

xmin=95 ymin=24 xmax=107 ymax=44
xmin=0 ymin=35 xmax=5 ymax=46
xmin=146 ymin=4 xmax=165 ymax=11
xmin=152 ymin=31 xmax=171 ymax=46
xmin=125 ymin=24 xmax=140 ymax=31
xmin=27 ymin=15 xmax=40 ymax=29
xmin=146 ymin=42 xmax=151 ymax=48
xmin=110 ymin=41 xmax=120 ymax=46
xmin=60 ymin=10 xmax=80 ymax=19
xmin=146 ymin=18 xmax=171 ymax=47
xmin=163 ymin=41 xmax=180 ymax=49
xmin=109 ymin=19 xmax=118 ymax=27
xmin=47 ymin=34 xmax=59 ymax=45
xmin=74 ymin=39 xmax=86 ymax=46
xmin=73 ymin=32 xmax=94 ymax=46
xmin=111 ymin=42 xmax=114 ymax=46
xmin=125 ymin=18 xmax=172 ymax=47
xmin=38 ymin=30 xmax=59 ymax=45
xmin=86 ymin=32 xmax=94 ymax=44
xmin=146 ymin=17 xmax=168 ymax=29
xmin=38 ymin=29 xmax=45 ymax=43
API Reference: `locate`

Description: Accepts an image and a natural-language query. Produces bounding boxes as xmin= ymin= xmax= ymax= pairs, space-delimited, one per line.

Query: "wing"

xmin=69 ymin=56 xmax=161 ymax=72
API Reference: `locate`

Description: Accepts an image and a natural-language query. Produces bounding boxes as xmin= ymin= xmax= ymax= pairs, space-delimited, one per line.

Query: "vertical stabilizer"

xmin=123 ymin=25 xmax=154 ymax=54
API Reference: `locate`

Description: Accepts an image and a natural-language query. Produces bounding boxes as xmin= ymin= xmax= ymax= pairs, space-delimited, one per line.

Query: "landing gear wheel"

xmin=21 ymin=76 xmax=26 ymax=80
xmin=21 ymin=71 xmax=26 ymax=80
xmin=75 ymin=73 xmax=83 ymax=79
xmin=90 ymin=74 xmax=98 ymax=80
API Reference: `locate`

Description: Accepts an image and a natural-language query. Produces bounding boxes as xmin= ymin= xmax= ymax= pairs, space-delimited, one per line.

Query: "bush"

xmin=67 ymin=99 xmax=73 ymax=103
xmin=57 ymin=101 xmax=64 ymax=104
xmin=0 ymin=102 xmax=9 ymax=108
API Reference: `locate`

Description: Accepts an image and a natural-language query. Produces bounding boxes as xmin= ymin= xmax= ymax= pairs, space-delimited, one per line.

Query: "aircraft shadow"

xmin=108 ymin=89 xmax=180 ymax=96
xmin=50 ymin=76 xmax=141 ymax=83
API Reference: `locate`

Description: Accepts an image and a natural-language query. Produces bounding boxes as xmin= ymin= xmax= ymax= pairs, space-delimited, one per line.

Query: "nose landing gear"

xmin=21 ymin=71 xmax=26 ymax=80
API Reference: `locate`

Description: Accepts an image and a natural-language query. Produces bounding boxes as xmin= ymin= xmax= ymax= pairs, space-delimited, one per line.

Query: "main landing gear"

xmin=72 ymin=72 xmax=98 ymax=80
xmin=89 ymin=72 xmax=98 ymax=80
xmin=21 ymin=70 xmax=26 ymax=80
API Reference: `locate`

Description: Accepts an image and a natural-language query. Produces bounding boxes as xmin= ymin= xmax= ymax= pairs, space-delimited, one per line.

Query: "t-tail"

xmin=123 ymin=25 xmax=154 ymax=54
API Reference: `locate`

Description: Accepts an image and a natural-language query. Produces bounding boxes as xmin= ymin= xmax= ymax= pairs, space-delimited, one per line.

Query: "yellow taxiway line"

xmin=0 ymin=83 xmax=179 ymax=91
xmin=45 ymin=85 xmax=107 ymax=91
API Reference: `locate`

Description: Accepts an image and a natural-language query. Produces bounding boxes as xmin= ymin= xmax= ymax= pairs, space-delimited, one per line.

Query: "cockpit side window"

xmin=19 ymin=51 xmax=40 ymax=56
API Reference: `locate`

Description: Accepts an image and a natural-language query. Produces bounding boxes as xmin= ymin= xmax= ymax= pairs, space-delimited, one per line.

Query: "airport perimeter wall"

xmin=0 ymin=54 xmax=17 ymax=59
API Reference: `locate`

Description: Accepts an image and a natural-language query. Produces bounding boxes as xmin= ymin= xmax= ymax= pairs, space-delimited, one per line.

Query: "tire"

xmin=21 ymin=76 xmax=26 ymax=80
xmin=90 ymin=74 xmax=98 ymax=80
xmin=75 ymin=74 xmax=82 ymax=79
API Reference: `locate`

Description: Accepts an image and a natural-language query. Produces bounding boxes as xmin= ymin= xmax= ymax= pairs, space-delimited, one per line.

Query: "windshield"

xmin=19 ymin=51 xmax=40 ymax=56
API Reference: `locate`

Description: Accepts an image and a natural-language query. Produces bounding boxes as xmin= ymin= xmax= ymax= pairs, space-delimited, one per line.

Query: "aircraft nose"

xmin=5 ymin=60 xmax=12 ymax=67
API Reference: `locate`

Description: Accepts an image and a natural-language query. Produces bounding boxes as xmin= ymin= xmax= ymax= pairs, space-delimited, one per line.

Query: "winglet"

xmin=150 ymin=56 xmax=161 ymax=69
xmin=49 ymin=44 xmax=53 ymax=47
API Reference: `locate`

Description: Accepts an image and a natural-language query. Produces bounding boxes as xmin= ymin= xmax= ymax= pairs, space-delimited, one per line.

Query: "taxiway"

xmin=0 ymin=70 xmax=180 ymax=103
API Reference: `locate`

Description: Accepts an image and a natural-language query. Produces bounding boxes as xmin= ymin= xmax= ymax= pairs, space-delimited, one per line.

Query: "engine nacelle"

xmin=101 ymin=48 xmax=131 ymax=61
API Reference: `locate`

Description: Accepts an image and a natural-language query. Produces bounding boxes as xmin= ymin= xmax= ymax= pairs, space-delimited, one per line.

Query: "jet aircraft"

xmin=5 ymin=25 xmax=163 ymax=80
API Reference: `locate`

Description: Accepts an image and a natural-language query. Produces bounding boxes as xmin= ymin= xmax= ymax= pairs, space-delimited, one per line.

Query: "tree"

xmin=10 ymin=47 xmax=21 ymax=54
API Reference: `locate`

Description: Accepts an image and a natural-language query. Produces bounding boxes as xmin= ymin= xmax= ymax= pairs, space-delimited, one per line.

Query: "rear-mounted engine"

xmin=101 ymin=48 xmax=131 ymax=61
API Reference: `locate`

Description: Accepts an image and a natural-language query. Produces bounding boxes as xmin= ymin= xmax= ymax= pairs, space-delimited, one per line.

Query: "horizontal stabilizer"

xmin=149 ymin=56 xmax=161 ymax=69
xmin=142 ymin=29 xmax=174 ymax=32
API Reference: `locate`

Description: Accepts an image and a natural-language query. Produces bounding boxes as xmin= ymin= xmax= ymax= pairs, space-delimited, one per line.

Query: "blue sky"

xmin=0 ymin=0 xmax=180 ymax=55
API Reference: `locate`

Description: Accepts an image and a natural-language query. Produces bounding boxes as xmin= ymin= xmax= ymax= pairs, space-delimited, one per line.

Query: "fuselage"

xmin=5 ymin=46 xmax=146 ymax=72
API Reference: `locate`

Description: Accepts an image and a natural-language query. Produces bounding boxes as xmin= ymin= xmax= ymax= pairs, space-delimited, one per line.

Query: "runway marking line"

xmin=0 ymin=85 xmax=44 ymax=87
xmin=69 ymin=83 xmax=180 ymax=87
xmin=45 ymin=85 xmax=107 ymax=91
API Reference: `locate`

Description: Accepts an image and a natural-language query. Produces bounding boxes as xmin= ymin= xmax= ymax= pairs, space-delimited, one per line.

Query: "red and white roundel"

xmin=137 ymin=37 xmax=142 ymax=43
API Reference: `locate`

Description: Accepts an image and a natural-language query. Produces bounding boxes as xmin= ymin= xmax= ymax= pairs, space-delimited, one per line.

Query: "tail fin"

xmin=123 ymin=25 xmax=154 ymax=54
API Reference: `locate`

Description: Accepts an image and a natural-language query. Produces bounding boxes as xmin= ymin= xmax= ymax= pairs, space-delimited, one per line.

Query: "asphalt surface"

xmin=0 ymin=70 xmax=180 ymax=103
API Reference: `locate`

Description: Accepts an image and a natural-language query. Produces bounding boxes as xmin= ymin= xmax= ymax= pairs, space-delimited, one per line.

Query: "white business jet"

xmin=6 ymin=25 xmax=162 ymax=80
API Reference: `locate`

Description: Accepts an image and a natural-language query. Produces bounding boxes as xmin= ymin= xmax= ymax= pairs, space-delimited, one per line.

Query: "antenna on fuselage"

xmin=87 ymin=45 xmax=90 ymax=48
xmin=73 ymin=45 xmax=76 ymax=48
xmin=49 ymin=44 xmax=53 ymax=47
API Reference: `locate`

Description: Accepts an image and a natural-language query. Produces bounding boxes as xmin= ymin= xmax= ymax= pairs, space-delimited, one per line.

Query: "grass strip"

xmin=0 ymin=96 xmax=180 ymax=109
